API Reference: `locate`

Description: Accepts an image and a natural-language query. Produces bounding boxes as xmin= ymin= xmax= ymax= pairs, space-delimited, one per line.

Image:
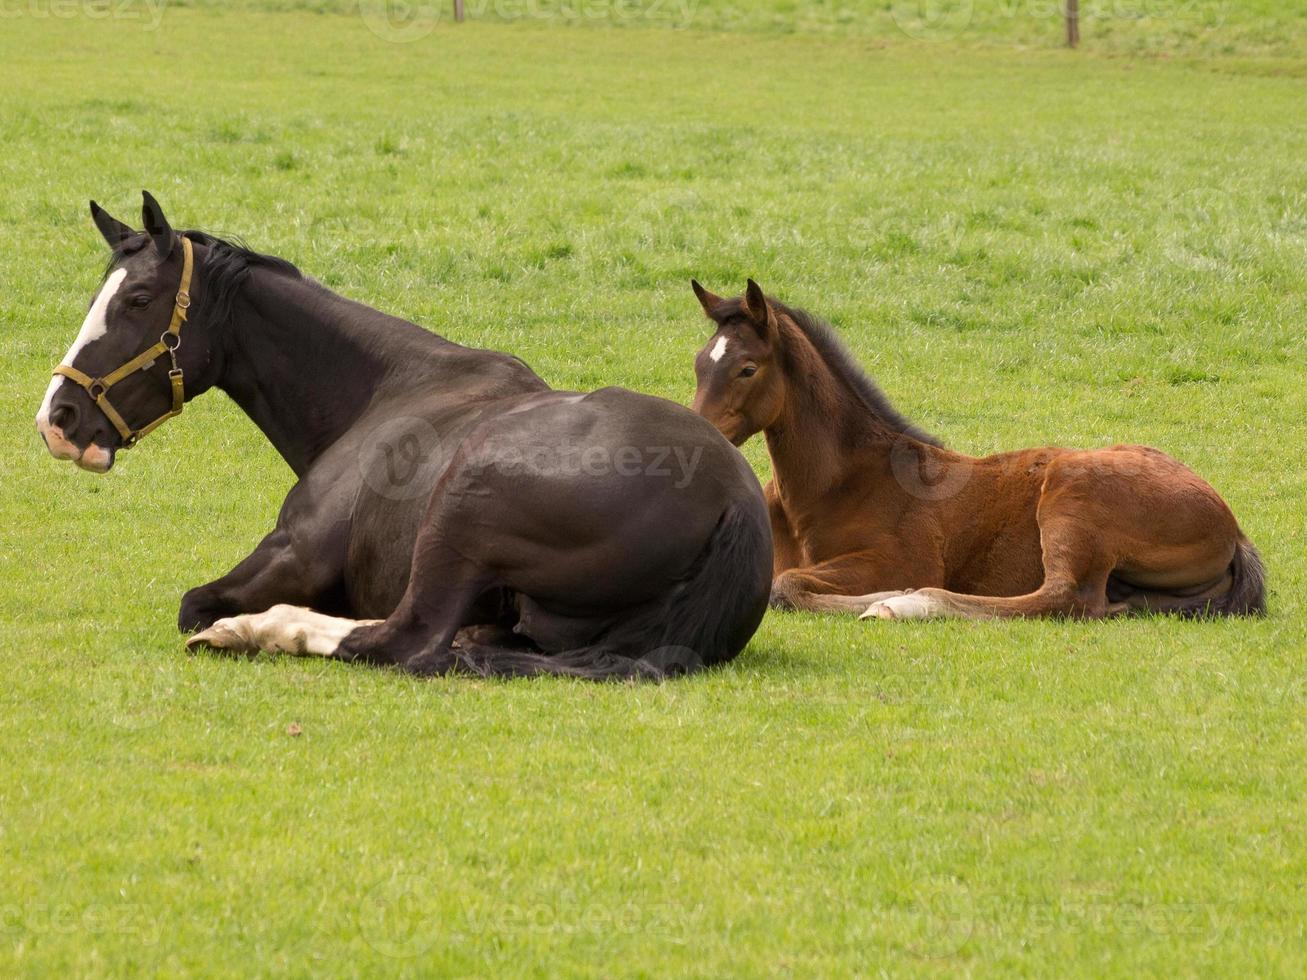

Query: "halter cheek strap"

xmin=53 ymin=235 xmax=193 ymax=448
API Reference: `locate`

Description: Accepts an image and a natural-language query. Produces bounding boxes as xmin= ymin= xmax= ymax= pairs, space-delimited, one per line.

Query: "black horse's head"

xmin=36 ymin=192 xmax=220 ymax=472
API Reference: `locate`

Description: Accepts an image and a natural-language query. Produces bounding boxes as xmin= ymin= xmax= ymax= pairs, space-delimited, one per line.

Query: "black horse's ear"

xmin=141 ymin=190 xmax=175 ymax=257
xmin=90 ymin=201 xmax=135 ymax=247
xmin=691 ymin=279 xmax=725 ymax=319
xmin=742 ymin=279 xmax=777 ymax=337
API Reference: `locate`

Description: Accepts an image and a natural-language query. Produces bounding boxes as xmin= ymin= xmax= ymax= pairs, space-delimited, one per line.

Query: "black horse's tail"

xmin=451 ymin=501 xmax=773 ymax=681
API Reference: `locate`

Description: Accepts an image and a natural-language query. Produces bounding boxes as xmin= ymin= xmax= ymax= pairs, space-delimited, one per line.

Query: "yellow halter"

xmin=53 ymin=236 xmax=193 ymax=448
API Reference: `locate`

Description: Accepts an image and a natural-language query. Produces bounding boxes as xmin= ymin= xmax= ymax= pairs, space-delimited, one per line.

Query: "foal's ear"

xmin=90 ymin=201 xmax=135 ymax=247
xmin=691 ymin=279 xmax=725 ymax=319
xmin=140 ymin=190 xmax=175 ymax=257
xmin=742 ymin=278 xmax=777 ymax=337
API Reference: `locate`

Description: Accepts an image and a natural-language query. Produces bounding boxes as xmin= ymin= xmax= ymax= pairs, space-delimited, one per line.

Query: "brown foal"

xmin=689 ymin=279 xmax=1265 ymax=621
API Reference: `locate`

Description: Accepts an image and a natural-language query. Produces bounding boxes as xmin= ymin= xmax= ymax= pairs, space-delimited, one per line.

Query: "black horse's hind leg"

xmin=332 ymin=515 xmax=498 ymax=673
xmin=334 ymin=568 xmax=494 ymax=675
xmin=178 ymin=527 xmax=341 ymax=632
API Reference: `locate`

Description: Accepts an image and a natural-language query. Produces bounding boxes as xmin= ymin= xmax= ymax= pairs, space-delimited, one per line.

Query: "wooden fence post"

xmin=1066 ymin=0 xmax=1079 ymax=47
xmin=454 ymin=0 xmax=465 ymax=22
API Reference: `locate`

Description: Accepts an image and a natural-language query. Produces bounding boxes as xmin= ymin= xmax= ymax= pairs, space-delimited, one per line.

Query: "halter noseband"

xmin=53 ymin=236 xmax=193 ymax=449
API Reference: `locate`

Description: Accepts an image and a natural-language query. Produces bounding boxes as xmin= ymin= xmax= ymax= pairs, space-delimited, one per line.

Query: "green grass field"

xmin=2 ymin=3 xmax=1306 ymax=975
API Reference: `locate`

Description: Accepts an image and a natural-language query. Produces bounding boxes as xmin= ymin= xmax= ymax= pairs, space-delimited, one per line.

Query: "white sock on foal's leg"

xmin=860 ymin=590 xmax=954 ymax=621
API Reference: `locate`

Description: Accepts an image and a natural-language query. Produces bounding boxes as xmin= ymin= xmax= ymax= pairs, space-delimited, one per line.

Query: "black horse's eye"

xmin=128 ymin=294 xmax=152 ymax=308
xmin=739 ymin=365 xmax=758 ymax=378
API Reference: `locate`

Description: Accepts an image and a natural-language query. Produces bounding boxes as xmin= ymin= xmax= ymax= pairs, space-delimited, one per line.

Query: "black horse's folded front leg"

xmin=178 ymin=527 xmax=339 ymax=632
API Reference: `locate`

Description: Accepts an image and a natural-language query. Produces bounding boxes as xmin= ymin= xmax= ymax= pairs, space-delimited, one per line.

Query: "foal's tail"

xmin=1173 ymin=534 xmax=1267 ymax=618
xmin=1216 ymin=535 xmax=1267 ymax=616
xmin=452 ymin=501 xmax=773 ymax=681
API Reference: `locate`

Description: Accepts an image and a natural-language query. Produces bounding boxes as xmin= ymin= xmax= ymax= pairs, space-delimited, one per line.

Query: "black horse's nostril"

xmin=49 ymin=403 xmax=76 ymax=432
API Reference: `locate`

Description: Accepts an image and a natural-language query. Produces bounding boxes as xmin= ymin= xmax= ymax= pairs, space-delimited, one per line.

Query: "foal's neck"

xmin=764 ymin=320 xmax=929 ymax=504
xmin=215 ymin=268 xmax=452 ymax=476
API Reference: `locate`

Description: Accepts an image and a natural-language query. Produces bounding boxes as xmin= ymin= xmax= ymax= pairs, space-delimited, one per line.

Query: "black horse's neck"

xmin=211 ymin=264 xmax=541 ymax=476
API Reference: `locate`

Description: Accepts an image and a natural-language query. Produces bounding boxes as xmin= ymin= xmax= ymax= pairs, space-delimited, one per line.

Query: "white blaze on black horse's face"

xmin=35 ymin=268 xmax=128 ymax=472
xmin=36 ymin=195 xmax=193 ymax=473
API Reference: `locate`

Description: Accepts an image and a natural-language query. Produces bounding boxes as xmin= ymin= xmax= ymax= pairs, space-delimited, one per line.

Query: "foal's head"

xmin=689 ymin=279 xmax=789 ymax=446
xmin=36 ymin=193 xmax=219 ymax=472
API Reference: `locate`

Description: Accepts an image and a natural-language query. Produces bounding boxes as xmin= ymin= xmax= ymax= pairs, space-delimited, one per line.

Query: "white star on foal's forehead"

xmin=709 ymin=336 xmax=728 ymax=363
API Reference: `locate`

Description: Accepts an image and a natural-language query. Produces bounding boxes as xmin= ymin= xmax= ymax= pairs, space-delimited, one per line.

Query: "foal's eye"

xmin=739 ymin=365 xmax=758 ymax=379
xmin=128 ymin=295 xmax=152 ymax=308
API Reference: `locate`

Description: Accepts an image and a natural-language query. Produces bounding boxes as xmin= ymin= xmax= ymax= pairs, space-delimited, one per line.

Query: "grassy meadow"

xmin=1 ymin=2 xmax=1305 ymax=975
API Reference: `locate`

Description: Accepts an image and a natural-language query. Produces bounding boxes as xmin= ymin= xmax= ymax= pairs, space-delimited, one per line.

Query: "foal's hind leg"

xmin=862 ymin=514 xmax=1117 ymax=621
xmin=863 ymin=447 xmax=1247 ymax=621
xmin=863 ymin=476 xmax=1119 ymax=621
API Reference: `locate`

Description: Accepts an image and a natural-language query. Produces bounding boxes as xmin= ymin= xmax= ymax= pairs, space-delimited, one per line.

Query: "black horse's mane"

xmin=772 ymin=300 xmax=942 ymax=447
xmin=109 ymin=230 xmax=305 ymax=327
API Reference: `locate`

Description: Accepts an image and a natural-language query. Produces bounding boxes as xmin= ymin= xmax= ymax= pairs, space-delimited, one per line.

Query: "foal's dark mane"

xmin=770 ymin=300 xmax=941 ymax=448
xmin=109 ymin=230 xmax=306 ymax=327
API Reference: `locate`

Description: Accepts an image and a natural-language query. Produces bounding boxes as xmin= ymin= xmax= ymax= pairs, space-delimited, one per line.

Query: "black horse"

xmin=36 ymin=193 xmax=771 ymax=679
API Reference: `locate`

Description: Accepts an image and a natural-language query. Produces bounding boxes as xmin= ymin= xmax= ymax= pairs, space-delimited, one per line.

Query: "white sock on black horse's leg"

xmin=188 ymin=605 xmax=380 ymax=656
